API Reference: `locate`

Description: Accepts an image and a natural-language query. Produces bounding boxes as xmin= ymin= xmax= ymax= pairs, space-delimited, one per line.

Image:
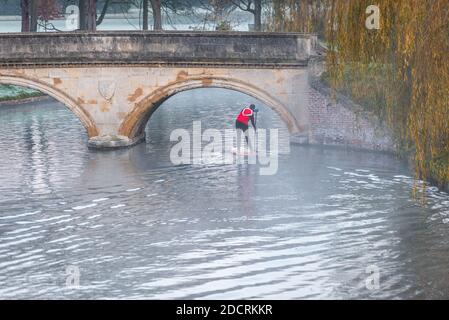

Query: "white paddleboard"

xmin=231 ymin=147 xmax=256 ymax=156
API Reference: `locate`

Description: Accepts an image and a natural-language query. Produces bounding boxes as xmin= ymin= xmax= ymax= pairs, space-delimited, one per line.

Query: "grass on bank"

xmin=0 ymin=84 xmax=45 ymax=102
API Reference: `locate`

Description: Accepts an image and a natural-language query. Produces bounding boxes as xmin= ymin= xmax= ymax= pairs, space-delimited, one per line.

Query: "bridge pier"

xmin=87 ymin=133 xmax=146 ymax=149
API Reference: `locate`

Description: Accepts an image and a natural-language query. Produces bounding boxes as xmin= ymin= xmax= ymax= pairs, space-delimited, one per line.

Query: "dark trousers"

xmin=235 ymin=120 xmax=248 ymax=132
xmin=235 ymin=120 xmax=249 ymax=143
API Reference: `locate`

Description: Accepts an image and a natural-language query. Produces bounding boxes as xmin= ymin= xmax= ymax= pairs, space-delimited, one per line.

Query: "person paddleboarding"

xmin=234 ymin=104 xmax=258 ymax=153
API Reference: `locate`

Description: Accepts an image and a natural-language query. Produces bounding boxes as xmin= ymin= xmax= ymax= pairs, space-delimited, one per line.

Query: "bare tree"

xmin=30 ymin=0 xmax=38 ymax=31
xmin=76 ymin=0 xmax=197 ymax=32
xmin=143 ymin=0 xmax=149 ymax=30
xmin=81 ymin=0 xmax=96 ymax=31
xmin=230 ymin=0 xmax=262 ymax=31
xmin=124 ymin=0 xmax=158 ymax=30
xmin=192 ymin=0 xmax=237 ymax=30
xmin=21 ymin=0 xmax=60 ymax=32
xmin=96 ymin=0 xmax=112 ymax=26
xmin=87 ymin=0 xmax=96 ymax=31
xmin=79 ymin=0 xmax=87 ymax=30
xmin=78 ymin=0 xmax=116 ymax=31
xmin=150 ymin=0 xmax=162 ymax=30
xmin=21 ymin=0 xmax=30 ymax=32
xmin=37 ymin=0 xmax=62 ymax=31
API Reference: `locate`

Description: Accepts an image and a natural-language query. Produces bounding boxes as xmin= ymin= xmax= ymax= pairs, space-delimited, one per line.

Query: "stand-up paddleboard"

xmin=231 ymin=147 xmax=256 ymax=156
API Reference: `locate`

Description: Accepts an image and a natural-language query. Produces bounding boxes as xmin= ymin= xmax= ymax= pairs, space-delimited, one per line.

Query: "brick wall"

xmin=307 ymin=80 xmax=394 ymax=152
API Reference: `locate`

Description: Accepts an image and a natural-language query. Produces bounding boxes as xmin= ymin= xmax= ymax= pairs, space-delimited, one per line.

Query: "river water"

xmin=0 ymin=89 xmax=449 ymax=299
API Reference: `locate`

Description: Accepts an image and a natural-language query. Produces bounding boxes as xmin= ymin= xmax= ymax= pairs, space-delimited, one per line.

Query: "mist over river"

xmin=1 ymin=89 xmax=449 ymax=299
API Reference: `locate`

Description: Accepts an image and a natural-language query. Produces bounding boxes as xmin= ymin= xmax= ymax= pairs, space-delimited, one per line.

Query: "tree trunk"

xmin=30 ymin=0 xmax=38 ymax=32
xmin=79 ymin=0 xmax=96 ymax=31
xmin=79 ymin=0 xmax=86 ymax=30
xmin=254 ymin=0 xmax=262 ymax=31
xmin=142 ymin=0 xmax=148 ymax=30
xmin=143 ymin=0 xmax=149 ymax=30
xmin=150 ymin=0 xmax=162 ymax=30
xmin=86 ymin=0 xmax=96 ymax=31
xmin=21 ymin=0 xmax=30 ymax=32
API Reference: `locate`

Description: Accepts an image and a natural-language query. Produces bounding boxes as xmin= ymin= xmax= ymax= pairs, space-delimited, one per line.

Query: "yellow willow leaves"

xmin=269 ymin=0 xmax=325 ymax=34
xmin=270 ymin=0 xmax=449 ymax=189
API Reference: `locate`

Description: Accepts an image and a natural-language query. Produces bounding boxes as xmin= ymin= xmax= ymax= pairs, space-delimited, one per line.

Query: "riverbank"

xmin=0 ymin=95 xmax=51 ymax=106
xmin=317 ymin=71 xmax=448 ymax=192
xmin=0 ymin=10 xmax=252 ymax=33
xmin=0 ymin=84 xmax=48 ymax=106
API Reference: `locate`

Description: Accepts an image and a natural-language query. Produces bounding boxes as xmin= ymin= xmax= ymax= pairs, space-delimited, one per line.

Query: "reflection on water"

xmin=0 ymin=89 xmax=449 ymax=299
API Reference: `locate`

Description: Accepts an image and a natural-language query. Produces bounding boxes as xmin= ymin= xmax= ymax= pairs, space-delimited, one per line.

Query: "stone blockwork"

xmin=306 ymin=80 xmax=394 ymax=152
xmin=0 ymin=31 xmax=315 ymax=68
xmin=0 ymin=66 xmax=310 ymax=147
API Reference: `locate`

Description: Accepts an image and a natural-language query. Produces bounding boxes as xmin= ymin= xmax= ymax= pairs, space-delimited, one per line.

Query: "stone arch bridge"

xmin=0 ymin=31 xmax=317 ymax=148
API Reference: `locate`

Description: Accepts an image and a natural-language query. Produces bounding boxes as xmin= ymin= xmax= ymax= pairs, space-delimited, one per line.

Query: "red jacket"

xmin=236 ymin=107 xmax=254 ymax=125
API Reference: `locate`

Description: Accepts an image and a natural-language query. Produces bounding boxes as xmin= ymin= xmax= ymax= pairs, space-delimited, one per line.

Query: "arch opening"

xmin=0 ymin=75 xmax=99 ymax=137
xmin=141 ymin=87 xmax=293 ymax=156
xmin=119 ymin=76 xmax=301 ymax=140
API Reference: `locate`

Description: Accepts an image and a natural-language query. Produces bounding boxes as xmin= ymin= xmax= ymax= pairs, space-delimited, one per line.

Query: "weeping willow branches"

xmin=271 ymin=0 xmax=449 ymax=189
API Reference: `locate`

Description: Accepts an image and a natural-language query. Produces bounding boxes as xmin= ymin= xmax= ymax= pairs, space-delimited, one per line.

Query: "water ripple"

xmin=0 ymin=91 xmax=449 ymax=299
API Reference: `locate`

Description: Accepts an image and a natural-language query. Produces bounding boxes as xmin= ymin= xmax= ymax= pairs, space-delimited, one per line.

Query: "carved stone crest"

xmin=98 ymin=80 xmax=116 ymax=101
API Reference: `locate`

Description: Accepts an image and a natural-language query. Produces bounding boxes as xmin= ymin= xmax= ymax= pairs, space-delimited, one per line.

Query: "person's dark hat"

xmin=249 ymin=104 xmax=256 ymax=110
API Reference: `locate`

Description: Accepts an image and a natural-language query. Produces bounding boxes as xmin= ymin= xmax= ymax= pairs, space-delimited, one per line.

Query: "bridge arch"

xmin=0 ymin=75 xmax=99 ymax=137
xmin=119 ymin=76 xmax=301 ymax=139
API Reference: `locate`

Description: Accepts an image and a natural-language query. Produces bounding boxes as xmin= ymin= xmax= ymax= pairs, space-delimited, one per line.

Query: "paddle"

xmin=253 ymin=108 xmax=259 ymax=152
xmin=254 ymin=108 xmax=259 ymax=129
